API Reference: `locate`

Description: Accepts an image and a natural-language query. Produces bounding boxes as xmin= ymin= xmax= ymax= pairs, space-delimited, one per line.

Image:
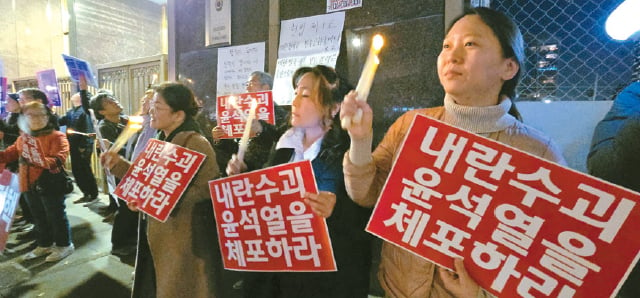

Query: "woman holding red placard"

xmin=340 ymin=7 xmax=567 ymax=298
xmin=101 ymin=82 xmax=222 ymax=298
xmin=227 ymin=65 xmax=373 ymax=298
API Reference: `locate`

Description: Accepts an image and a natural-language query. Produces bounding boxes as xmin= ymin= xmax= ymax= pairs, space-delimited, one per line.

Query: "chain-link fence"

xmin=490 ymin=0 xmax=636 ymax=101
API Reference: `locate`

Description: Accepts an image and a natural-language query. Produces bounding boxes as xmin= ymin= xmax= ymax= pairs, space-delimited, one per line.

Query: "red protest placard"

xmin=208 ymin=160 xmax=336 ymax=272
xmin=114 ymin=139 xmax=206 ymax=222
xmin=216 ymin=91 xmax=275 ymax=139
xmin=0 ymin=170 xmax=21 ymax=252
xmin=20 ymin=134 xmax=47 ymax=168
xmin=366 ymin=114 xmax=640 ymax=298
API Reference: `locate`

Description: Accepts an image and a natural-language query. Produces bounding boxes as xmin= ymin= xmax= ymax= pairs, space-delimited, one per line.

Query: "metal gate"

xmin=97 ymin=54 xmax=167 ymax=115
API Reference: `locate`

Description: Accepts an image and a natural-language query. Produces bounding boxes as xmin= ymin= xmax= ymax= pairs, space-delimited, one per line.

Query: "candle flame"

xmin=373 ymin=34 xmax=384 ymax=52
xmin=129 ymin=116 xmax=144 ymax=125
xmin=109 ymin=115 xmax=145 ymax=153
xmin=228 ymin=95 xmax=239 ymax=109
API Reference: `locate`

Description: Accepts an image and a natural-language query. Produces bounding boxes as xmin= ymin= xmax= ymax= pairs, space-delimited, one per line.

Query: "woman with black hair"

xmin=228 ymin=65 xmax=373 ymax=298
xmin=340 ymin=7 xmax=566 ymax=298
xmin=101 ymin=82 xmax=221 ymax=297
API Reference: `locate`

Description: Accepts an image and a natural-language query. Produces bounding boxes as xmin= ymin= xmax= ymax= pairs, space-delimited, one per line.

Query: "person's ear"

xmin=501 ymin=58 xmax=519 ymax=81
xmin=174 ymin=110 xmax=186 ymax=123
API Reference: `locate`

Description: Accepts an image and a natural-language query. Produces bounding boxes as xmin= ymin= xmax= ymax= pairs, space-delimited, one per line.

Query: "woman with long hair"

xmin=228 ymin=65 xmax=373 ymax=298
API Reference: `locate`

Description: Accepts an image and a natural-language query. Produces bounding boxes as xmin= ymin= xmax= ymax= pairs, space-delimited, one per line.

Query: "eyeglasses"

xmin=245 ymin=80 xmax=261 ymax=88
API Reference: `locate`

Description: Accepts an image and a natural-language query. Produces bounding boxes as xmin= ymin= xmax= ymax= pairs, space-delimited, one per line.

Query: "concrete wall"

xmin=0 ymin=0 xmax=66 ymax=80
xmin=0 ymin=0 xmax=162 ymax=82
xmin=73 ymin=0 xmax=163 ymax=67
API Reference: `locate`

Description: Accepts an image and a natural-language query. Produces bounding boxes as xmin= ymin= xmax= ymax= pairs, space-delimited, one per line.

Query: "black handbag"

xmin=35 ymin=158 xmax=74 ymax=196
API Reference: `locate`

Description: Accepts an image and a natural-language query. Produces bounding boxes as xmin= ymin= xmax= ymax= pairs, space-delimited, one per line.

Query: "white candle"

xmin=342 ymin=34 xmax=384 ymax=129
xmin=109 ymin=116 xmax=144 ymax=153
xmin=236 ymin=98 xmax=258 ymax=163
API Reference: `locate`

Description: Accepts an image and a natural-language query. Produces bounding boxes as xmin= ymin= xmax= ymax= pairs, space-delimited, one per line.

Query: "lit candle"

xmin=236 ymin=98 xmax=259 ymax=163
xmin=109 ymin=116 xmax=144 ymax=153
xmin=342 ymin=34 xmax=384 ymax=129
xmin=66 ymin=128 xmax=92 ymax=137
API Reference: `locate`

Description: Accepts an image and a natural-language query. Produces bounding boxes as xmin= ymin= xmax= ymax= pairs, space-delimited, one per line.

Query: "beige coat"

xmin=343 ymin=107 xmax=566 ymax=298
xmin=112 ymin=131 xmax=220 ymax=298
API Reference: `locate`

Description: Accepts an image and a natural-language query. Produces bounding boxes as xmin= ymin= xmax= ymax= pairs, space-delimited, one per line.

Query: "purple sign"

xmin=62 ymin=54 xmax=98 ymax=88
xmin=36 ymin=69 xmax=62 ymax=107
xmin=0 ymin=77 xmax=6 ymax=102
xmin=0 ymin=77 xmax=7 ymax=116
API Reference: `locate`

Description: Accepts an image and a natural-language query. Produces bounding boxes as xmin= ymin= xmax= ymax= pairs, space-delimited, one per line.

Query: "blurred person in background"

xmin=0 ymin=101 xmax=73 ymax=262
xmin=90 ymin=91 xmax=138 ymax=257
xmin=59 ymin=76 xmax=99 ymax=205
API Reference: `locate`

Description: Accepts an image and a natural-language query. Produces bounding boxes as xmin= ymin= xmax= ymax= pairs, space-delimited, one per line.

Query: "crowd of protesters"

xmin=3 ymin=6 xmax=640 ymax=298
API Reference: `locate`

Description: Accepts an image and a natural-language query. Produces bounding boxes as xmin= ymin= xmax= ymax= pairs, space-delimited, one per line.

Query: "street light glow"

xmin=605 ymin=0 xmax=640 ymax=41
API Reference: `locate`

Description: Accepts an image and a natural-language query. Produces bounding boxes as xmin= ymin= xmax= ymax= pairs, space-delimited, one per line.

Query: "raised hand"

xmin=340 ymin=90 xmax=373 ymax=141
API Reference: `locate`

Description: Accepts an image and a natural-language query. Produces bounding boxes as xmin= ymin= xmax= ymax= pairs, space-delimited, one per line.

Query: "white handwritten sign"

xmin=217 ymin=42 xmax=266 ymax=97
xmin=272 ymin=12 xmax=345 ymax=105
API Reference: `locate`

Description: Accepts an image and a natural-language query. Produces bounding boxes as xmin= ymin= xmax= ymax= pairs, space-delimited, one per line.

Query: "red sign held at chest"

xmin=114 ymin=139 xmax=206 ymax=222
xmin=209 ymin=160 xmax=336 ymax=272
xmin=367 ymin=114 xmax=640 ymax=298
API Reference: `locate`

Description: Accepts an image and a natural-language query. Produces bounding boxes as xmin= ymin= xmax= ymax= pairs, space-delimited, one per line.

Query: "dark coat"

xmin=587 ymin=82 xmax=640 ymax=298
xmin=243 ymin=127 xmax=372 ymax=298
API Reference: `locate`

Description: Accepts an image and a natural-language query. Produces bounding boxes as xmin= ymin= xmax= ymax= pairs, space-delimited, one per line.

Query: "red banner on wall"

xmin=0 ymin=170 xmax=21 ymax=252
xmin=216 ymin=91 xmax=275 ymax=139
xmin=367 ymin=114 xmax=640 ymax=298
xmin=114 ymin=139 xmax=206 ymax=222
xmin=209 ymin=160 xmax=336 ymax=272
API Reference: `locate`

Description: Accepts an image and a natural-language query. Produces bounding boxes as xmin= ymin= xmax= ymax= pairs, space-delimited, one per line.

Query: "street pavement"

xmin=0 ymin=189 xmax=135 ymax=298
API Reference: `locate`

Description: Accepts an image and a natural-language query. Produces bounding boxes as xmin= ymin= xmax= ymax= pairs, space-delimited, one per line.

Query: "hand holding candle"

xmin=341 ymin=34 xmax=384 ymax=129
xmin=236 ymin=98 xmax=259 ymax=163
xmin=108 ymin=116 xmax=144 ymax=153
